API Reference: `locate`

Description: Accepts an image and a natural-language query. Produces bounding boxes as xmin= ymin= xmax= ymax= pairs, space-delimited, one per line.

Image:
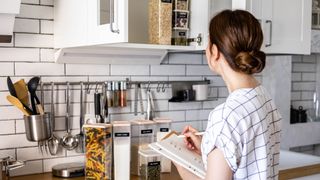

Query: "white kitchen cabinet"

xmin=211 ymin=0 xmax=312 ymax=55
xmin=54 ymin=0 xmax=210 ymax=64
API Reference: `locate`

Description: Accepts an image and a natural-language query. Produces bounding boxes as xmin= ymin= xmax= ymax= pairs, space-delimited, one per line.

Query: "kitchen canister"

xmin=138 ymin=148 xmax=161 ymax=180
xmin=154 ymin=118 xmax=172 ymax=173
xmin=131 ymin=119 xmax=156 ymax=176
xmin=24 ymin=113 xmax=52 ymax=141
xmin=192 ymin=84 xmax=209 ymax=101
xmin=112 ymin=121 xmax=131 ymax=180
xmin=84 ymin=124 xmax=112 ymax=180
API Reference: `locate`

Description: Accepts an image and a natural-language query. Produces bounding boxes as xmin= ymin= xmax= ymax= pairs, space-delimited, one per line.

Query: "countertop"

xmin=11 ymin=150 xmax=320 ymax=180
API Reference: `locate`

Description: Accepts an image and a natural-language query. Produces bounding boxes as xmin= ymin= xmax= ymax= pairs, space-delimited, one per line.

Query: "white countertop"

xmin=280 ymin=150 xmax=320 ymax=170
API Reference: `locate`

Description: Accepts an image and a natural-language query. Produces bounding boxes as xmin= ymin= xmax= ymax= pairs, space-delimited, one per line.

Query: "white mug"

xmin=192 ymin=84 xmax=209 ymax=101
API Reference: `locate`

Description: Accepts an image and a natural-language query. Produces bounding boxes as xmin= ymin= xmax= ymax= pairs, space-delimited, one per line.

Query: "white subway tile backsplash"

xmin=14 ymin=18 xmax=39 ymax=33
xmin=302 ymin=54 xmax=316 ymax=63
xmin=292 ymin=82 xmax=316 ymax=91
xmin=202 ymin=98 xmax=226 ymax=109
xmin=302 ymin=73 xmax=316 ymax=81
xmin=0 ymin=48 xmax=39 ymax=62
xmin=130 ymin=76 xmax=168 ymax=82
xmin=10 ymin=160 xmax=43 ymax=176
xmin=301 ymin=91 xmax=315 ymax=100
xmin=292 ymin=55 xmax=302 ymax=62
xmin=0 ymin=149 xmax=16 ymax=159
xmin=168 ymin=53 xmax=202 ymax=64
xmin=0 ymin=134 xmax=36 ymax=149
xmin=291 ymin=92 xmax=301 ymax=101
xmin=151 ymin=65 xmax=185 ymax=76
xmin=15 ymin=63 xmax=64 ymax=76
xmin=15 ymin=34 xmax=53 ymax=48
xmin=66 ymin=64 xmax=109 ymax=76
xmin=0 ymin=120 xmax=15 ymax=135
xmin=0 ymin=63 xmax=14 ymax=76
xmin=292 ymin=63 xmax=316 ymax=72
xmin=17 ymin=147 xmax=64 ymax=161
xmin=171 ymin=121 xmax=202 ymax=132
xmin=0 ymin=92 xmax=10 ymax=105
xmin=156 ymin=111 xmax=185 ymax=122
xmin=15 ymin=119 xmax=25 ymax=133
xmin=40 ymin=49 xmax=55 ymax=62
xmin=291 ymin=101 xmax=313 ymax=110
xmin=186 ymin=109 xmax=211 ymax=121
xmin=206 ymin=76 xmax=225 ymax=86
xmin=18 ymin=4 xmax=53 ymax=19
xmin=169 ymin=102 xmax=202 ymax=111
xmin=40 ymin=20 xmax=53 ymax=34
xmin=291 ymin=73 xmax=302 ymax=81
xmin=218 ymin=87 xmax=229 ymax=97
xmin=186 ymin=65 xmax=214 ymax=76
xmin=0 ymin=106 xmax=24 ymax=120
xmin=111 ymin=65 xmax=149 ymax=76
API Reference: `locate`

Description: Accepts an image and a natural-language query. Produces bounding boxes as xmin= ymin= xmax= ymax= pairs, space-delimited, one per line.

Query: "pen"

xmin=177 ymin=132 xmax=205 ymax=138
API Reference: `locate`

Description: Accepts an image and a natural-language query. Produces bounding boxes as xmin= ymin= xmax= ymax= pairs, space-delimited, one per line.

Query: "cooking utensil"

xmin=7 ymin=77 xmax=34 ymax=114
xmin=48 ymin=82 xmax=60 ymax=155
xmin=146 ymin=90 xmax=155 ymax=120
xmin=0 ymin=155 xmax=24 ymax=180
xmin=94 ymin=92 xmax=103 ymax=123
xmin=27 ymin=76 xmax=41 ymax=114
xmin=138 ymin=83 xmax=144 ymax=115
xmin=75 ymin=82 xmax=85 ymax=153
xmin=6 ymin=95 xmax=31 ymax=116
xmin=13 ymin=79 xmax=29 ymax=106
xmin=52 ymin=162 xmax=84 ymax=178
xmin=61 ymin=82 xmax=78 ymax=151
xmin=134 ymin=84 xmax=138 ymax=116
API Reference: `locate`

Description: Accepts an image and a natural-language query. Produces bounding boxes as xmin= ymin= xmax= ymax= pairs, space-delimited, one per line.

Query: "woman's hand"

xmin=182 ymin=125 xmax=202 ymax=155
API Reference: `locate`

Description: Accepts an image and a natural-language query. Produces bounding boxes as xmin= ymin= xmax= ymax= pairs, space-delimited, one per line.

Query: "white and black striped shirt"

xmin=201 ymin=85 xmax=281 ymax=180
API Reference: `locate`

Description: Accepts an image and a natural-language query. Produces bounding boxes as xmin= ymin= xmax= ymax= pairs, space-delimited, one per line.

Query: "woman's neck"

xmin=219 ymin=63 xmax=259 ymax=93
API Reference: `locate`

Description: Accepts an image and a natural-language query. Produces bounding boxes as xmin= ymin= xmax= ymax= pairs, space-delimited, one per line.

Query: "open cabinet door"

xmin=87 ymin=0 xmax=128 ymax=45
xmin=189 ymin=0 xmax=210 ymax=50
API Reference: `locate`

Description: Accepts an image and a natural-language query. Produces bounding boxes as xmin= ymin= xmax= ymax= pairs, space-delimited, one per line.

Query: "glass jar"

xmin=138 ymin=148 xmax=161 ymax=180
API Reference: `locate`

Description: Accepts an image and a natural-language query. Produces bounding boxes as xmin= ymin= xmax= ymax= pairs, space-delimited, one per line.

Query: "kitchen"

xmin=1 ymin=0 xmax=320 ymax=179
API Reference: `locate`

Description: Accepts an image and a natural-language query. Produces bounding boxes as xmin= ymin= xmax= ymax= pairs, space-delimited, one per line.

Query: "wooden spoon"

xmin=6 ymin=95 xmax=31 ymax=116
xmin=13 ymin=79 xmax=29 ymax=106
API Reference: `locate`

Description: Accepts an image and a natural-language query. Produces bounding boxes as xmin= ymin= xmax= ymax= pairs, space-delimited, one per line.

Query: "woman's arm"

xmin=205 ymin=148 xmax=233 ymax=180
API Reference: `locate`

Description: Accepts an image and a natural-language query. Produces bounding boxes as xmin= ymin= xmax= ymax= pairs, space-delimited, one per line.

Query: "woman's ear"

xmin=206 ymin=44 xmax=220 ymax=71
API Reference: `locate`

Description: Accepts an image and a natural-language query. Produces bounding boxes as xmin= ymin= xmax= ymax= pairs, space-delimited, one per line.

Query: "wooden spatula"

xmin=13 ymin=79 xmax=30 ymax=106
xmin=6 ymin=95 xmax=31 ymax=116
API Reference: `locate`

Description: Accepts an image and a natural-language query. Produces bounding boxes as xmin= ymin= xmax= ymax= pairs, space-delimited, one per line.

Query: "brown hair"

xmin=209 ymin=10 xmax=266 ymax=74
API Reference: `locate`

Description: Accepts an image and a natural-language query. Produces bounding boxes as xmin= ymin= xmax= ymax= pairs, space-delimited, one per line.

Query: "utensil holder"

xmin=24 ymin=113 xmax=52 ymax=142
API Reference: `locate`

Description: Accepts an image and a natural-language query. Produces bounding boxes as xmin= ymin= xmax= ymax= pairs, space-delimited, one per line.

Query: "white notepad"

xmin=148 ymin=134 xmax=206 ymax=179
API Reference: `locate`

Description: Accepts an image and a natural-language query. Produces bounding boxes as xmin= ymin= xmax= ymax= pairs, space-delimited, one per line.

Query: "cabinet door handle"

xmin=265 ymin=20 xmax=272 ymax=47
xmin=110 ymin=0 xmax=120 ymax=34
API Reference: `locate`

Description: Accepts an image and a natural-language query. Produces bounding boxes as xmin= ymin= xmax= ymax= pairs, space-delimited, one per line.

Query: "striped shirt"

xmin=201 ymin=85 xmax=281 ymax=180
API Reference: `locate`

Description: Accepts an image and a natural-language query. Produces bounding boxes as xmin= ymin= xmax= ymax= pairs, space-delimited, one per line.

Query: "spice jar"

xmin=173 ymin=11 xmax=189 ymax=29
xmin=149 ymin=0 xmax=173 ymax=45
xmin=112 ymin=81 xmax=120 ymax=107
xmin=106 ymin=82 xmax=113 ymax=107
xmin=174 ymin=0 xmax=189 ymax=10
xmin=120 ymin=81 xmax=127 ymax=107
xmin=138 ymin=148 xmax=161 ymax=180
xmin=112 ymin=121 xmax=131 ymax=180
xmin=154 ymin=118 xmax=172 ymax=173
xmin=131 ymin=119 xmax=156 ymax=175
xmin=84 ymin=124 xmax=112 ymax=180
xmin=172 ymin=30 xmax=188 ymax=46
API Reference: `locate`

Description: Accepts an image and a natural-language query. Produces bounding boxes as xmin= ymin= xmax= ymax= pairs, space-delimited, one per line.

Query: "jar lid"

xmin=131 ymin=119 xmax=155 ymax=125
xmin=120 ymin=81 xmax=127 ymax=90
xmin=153 ymin=118 xmax=172 ymax=124
xmin=112 ymin=81 xmax=119 ymax=91
xmin=112 ymin=120 xmax=131 ymax=127
xmin=138 ymin=148 xmax=160 ymax=158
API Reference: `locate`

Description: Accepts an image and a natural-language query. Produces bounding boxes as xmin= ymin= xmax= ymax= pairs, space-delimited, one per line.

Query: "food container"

xmin=0 ymin=155 xmax=24 ymax=180
xmin=149 ymin=0 xmax=173 ymax=45
xmin=84 ymin=124 xmax=112 ymax=180
xmin=131 ymin=119 xmax=156 ymax=175
xmin=112 ymin=121 xmax=131 ymax=180
xmin=171 ymin=30 xmax=188 ymax=46
xmin=138 ymin=149 xmax=161 ymax=180
xmin=154 ymin=118 xmax=172 ymax=173
xmin=24 ymin=113 xmax=52 ymax=142
xmin=173 ymin=11 xmax=189 ymax=29
xmin=174 ymin=0 xmax=189 ymax=11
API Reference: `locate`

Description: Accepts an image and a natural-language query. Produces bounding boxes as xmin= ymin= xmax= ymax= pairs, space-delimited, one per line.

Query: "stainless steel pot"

xmin=0 ymin=156 xmax=24 ymax=180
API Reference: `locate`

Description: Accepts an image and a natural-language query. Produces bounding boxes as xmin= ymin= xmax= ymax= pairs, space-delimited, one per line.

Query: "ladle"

xmin=61 ymin=82 xmax=78 ymax=150
xmin=48 ymin=82 xmax=60 ymax=155
xmin=27 ymin=76 xmax=40 ymax=114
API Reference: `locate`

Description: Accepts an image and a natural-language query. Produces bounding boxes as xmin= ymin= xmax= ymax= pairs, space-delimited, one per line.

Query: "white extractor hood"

xmin=0 ymin=0 xmax=21 ymax=43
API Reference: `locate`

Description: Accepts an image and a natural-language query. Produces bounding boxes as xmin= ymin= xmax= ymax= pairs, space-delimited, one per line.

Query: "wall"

xmin=0 ymin=1 xmax=291 ymax=177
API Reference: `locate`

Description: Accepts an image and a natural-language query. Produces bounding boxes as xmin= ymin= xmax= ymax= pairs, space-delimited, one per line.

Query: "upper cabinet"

xmin=211 ymin=0 xmax=312 ymax=55
xmin=54 ymin=0 xmax=312 ymax=64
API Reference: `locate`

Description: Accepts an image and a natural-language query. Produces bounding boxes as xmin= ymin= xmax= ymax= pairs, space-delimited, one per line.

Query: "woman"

xmin=175 ymin=10 xmax=282 ymax=180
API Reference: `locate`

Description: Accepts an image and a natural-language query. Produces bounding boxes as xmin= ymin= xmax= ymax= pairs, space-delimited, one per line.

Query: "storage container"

xmin=149 ymin=0 xmax=173 ymax=45
xmin=173 ymin=11 xmax=189 ymax=30
xmin=138 ymin=148 xmax=161 ymax=180
xmin=131 ymin=119 xmax=156 ymax=175
xmin=84 ymin=124 xmax=112 ymax=180
xmin=112 ymin=121 xmax=131 ymax=180
xmin=171 ymin=30 xmax=188 ymax=46
xmin=24 ymin=113 xmax=52 ymax=142
xmin=174 ymin=0 xmax=189 ymax=11
xmin=154 ymin=118 xmax=172 ymax=173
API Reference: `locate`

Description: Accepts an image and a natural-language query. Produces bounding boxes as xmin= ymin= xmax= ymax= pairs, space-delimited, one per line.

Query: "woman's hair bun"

xmin=235 ymin=51 xmax=266 ymax=74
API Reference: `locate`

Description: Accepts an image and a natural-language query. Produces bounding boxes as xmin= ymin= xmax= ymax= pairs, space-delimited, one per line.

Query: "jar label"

xmin=141 ymin=129 xmax=153 ymax=134
xmin=160 ymin=128 xmax=169 ymax=132
xmin=161 ymin=0 xmax=172 ymax=3
xmin=148 ymin=161 xmax=161 ymax=167
xmin=115 ymin=132 xmax=130 ymax=137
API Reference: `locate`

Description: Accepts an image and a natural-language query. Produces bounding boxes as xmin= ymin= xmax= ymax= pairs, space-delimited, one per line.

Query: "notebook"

xmin=148 ymin=133 xmax=206 ymax=179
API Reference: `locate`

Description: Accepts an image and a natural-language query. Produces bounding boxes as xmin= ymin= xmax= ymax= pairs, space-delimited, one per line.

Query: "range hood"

xmin=0 ymin=0 xmax=21 ymax=43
